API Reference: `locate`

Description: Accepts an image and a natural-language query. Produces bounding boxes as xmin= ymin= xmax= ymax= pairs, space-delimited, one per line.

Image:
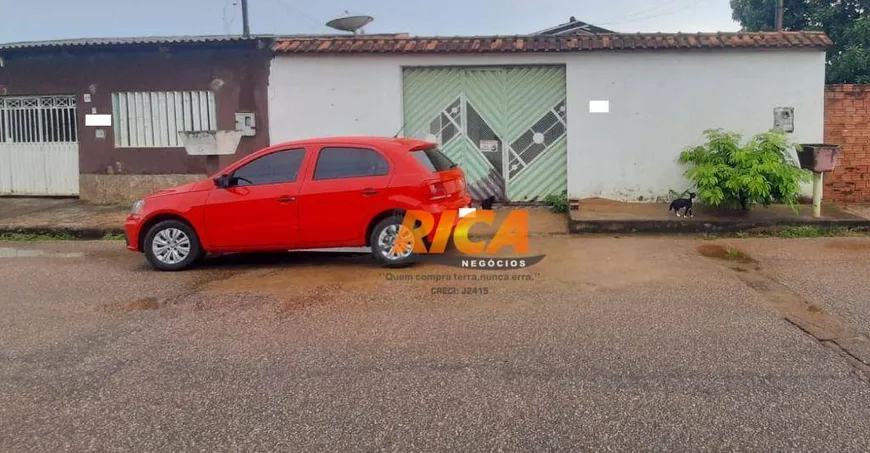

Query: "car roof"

xmin=272 ymin=136 xmax=435 ymax=150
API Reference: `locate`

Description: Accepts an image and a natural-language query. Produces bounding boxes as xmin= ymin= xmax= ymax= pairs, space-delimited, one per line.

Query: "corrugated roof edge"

xmin=0 ymin=35 xmax=269 ymax=50
xmin=0 ymin=33 xmax=412 ymax=51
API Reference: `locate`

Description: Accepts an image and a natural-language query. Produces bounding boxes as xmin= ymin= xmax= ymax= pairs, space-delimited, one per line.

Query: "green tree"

xmin=730 ymin=0 xmax=870 ymax=83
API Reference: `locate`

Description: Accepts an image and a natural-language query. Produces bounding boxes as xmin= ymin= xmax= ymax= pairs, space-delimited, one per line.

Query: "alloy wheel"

xmin=151 ymin=228 xmax=191 ymax=265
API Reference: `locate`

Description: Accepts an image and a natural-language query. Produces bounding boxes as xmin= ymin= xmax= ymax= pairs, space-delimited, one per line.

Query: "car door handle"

xmin=361 ymin=189 xmax=378 ymax=196
xmin=277 ymin=196 xmax=296 ymax=203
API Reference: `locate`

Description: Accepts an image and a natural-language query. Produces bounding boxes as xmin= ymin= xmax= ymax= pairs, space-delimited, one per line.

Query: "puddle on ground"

xmin=697 ymin=244 xmax=757 ymax=264
xmin=0 ymin=247 xmax=84 ymax=259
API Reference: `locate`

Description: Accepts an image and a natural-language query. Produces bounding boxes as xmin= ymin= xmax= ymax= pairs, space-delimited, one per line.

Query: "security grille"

xmin=403 ymin=66 xmax=567 ymax=201
xmin=508 ymin=100 xmax=567 ymax=179
xmin=427 ymin=98 xmax=462 ymax=145
xmin=0 ymin=96 xmax=77 ymax=143
xmin=111 ymin=91 xmax=217 ymax=148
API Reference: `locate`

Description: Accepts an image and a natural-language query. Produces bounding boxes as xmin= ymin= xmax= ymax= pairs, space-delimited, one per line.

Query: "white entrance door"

xmin=0 ymin=95 xmax=80 ymax=196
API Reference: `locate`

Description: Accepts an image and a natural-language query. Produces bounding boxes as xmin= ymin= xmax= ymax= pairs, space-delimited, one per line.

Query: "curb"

xmin=0 ymin=226 xmax=124 ymax=240
xmin=569 ymin=218 xmax=870 ymax=234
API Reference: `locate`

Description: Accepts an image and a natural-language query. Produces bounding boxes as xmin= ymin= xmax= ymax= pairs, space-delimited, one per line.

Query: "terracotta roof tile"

xmin=272 ymin=32 xmax=832 ymax=54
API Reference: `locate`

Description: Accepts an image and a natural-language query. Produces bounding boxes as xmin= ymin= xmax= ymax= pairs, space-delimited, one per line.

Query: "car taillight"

xmin=429 ymin=181 xmax=449 ymax=201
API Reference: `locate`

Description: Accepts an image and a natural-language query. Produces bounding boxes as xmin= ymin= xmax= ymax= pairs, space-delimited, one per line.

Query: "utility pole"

xmin=241 ymin=0 xmax=250 ymax=37
xmin=775 ymin=0 xmax=784 ymax=31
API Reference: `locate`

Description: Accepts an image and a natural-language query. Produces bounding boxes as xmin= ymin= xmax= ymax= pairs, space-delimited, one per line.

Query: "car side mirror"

xmin=213 ymin=174 xmax=231 ymax=188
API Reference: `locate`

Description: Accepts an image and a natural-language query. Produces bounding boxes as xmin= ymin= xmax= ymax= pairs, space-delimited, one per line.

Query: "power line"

xmin=266 ymin=0 xmax=327 ymax=30
xmin=221 ymin=0 xmax=236 ymax=34
xmin=595 ymin=0 xmax=709 ymax=27
xmin=618 ymin=0 xmax=682 ymax=21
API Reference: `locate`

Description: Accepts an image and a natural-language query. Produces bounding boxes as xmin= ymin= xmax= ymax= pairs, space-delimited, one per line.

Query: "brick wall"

xmin=824 ymin=84 xmax=870 ymax=202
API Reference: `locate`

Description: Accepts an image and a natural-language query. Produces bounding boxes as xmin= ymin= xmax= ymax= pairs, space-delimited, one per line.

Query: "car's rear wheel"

xmin=371 ymin=216 xmax=418 ymax=268
xmin=143 ymin=220 xmax=203 ymax=271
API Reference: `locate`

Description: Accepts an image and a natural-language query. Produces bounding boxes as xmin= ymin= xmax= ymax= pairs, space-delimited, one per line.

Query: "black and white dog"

xmin=669 ymin=192 xmax=696 ymax=218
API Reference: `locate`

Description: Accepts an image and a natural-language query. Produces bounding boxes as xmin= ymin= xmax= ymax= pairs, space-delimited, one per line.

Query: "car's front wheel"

xmin=371 ymin=216 xmax=418 ymax=268
xmin=143 ymin=220 xmax=203 ymax=271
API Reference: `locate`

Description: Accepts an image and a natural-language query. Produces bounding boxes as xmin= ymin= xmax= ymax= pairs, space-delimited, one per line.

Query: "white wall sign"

xmin=589 ymin=100 xmax=610 ymax=113
xmin=479 ymin=140 xmax=499 ymax=153
xmin=84 ymin=114 xmax=112 ymax=126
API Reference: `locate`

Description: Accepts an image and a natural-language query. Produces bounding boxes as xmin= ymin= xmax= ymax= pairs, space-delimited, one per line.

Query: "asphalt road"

xmin=1 ymin=236 xmax=869 ymax=452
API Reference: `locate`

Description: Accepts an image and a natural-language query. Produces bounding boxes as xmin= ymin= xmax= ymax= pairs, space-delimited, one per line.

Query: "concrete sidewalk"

xmin=0 ymin=198 xmax=127 ymax=238
xmin=569 ymin=197 xmax=870 ymax=234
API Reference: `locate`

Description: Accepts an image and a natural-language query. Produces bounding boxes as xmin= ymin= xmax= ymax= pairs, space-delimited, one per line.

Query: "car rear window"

xmin=412 ymin=148 xmax=457 ymax=172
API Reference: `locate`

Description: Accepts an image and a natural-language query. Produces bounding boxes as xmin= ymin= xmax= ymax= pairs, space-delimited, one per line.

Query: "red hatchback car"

xmin=124 ymin=137 xmax=472 ymax=271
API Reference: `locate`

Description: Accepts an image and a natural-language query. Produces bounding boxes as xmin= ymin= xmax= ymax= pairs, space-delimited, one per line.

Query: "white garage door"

xmin=0 ymin=95 xmax=80 ymax=196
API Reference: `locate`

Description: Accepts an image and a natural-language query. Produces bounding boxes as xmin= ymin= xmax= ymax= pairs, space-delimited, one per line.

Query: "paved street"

xmin=2 ymin=236 xmax=870 ymax=452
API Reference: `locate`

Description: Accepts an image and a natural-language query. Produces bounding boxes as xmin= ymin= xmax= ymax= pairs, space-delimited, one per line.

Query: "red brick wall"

xmin=824 ymin=84 xmax=870 ymax=202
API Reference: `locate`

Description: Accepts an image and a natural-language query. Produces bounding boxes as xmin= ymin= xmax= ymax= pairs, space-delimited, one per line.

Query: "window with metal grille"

xmin=111 ymin=91 xmax=216 ymax=148
xmin=0 ymin=96 xmax=78 ymax=143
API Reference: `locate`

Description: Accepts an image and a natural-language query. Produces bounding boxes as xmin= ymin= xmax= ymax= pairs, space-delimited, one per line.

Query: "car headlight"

xmin=131 ymin=200 xmax=145 ymax=215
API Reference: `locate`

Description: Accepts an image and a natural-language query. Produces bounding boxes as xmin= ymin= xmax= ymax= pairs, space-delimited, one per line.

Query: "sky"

xmin=0 ymin=0 xmax=741 ymax=44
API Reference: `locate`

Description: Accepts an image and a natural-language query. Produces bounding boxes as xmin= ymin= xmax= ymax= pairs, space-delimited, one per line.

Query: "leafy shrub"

xmin=678 ymin=129 xmax=810 ymax=212
xmin=544 ymin=191 xmax=569 ymax=213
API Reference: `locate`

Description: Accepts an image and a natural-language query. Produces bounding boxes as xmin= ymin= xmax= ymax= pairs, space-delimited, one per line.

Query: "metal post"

xmin=812 ymin=171 xmax=823 ymax=218
xmin=241 ymin=0 xmax=250 ymax=37
xmin=775 ymin=0 xmax=784 ymax=31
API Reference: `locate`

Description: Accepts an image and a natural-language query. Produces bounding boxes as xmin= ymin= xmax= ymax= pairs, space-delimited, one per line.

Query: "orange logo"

xmin=395 ymin=209 xmax=529 ymax=256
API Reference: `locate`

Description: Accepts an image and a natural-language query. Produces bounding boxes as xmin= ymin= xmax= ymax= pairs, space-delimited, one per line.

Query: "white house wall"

xmin=566 ymin=50 xmax=825 ymax=200
xmin=268 ymin=50 xmax=825 ymax=201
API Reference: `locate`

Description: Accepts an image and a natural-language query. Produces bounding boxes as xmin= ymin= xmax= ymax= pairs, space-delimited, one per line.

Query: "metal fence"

xmin=0 ymin=96 xmax=78 ymax=144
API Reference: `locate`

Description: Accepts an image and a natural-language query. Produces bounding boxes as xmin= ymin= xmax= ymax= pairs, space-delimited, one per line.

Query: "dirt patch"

xmin=201 ymin=258 xmax=380 ymax=296
xmin=189 ymin=292 xmax=276 ymax=312
xmin=697 ymin=244 xmax=756 ymax=263
xmin=824 ymin=241 xmax=870 ymax=251
xmin=103 ymin=297 xmax=162 ymax=312
xmin=275 ymin=284 xmax=342 ymax=316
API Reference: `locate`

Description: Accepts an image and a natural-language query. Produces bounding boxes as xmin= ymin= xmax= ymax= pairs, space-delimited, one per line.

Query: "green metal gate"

xmin=402 ymin=66 xmax=567 ymax=202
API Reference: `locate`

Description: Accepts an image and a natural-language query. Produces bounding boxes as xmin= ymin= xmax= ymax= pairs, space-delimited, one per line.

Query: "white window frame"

xmin=111 ymin=91 xmax=217 ymax=148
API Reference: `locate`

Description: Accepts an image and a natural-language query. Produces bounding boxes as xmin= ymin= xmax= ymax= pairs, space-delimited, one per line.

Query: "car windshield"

xmin=411 ymin=147 xmax=457 ymax=172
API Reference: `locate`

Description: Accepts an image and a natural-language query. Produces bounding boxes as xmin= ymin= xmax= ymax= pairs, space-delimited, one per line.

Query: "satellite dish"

xmin=326 ymin=13 xmax=374 ymax=34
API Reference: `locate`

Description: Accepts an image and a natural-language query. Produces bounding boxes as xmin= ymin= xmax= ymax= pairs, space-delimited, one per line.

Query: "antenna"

xmin=393 ymin=121 xmax=407 ymax=138
xmin=326 ymin=11 xmax=374 ymax=35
